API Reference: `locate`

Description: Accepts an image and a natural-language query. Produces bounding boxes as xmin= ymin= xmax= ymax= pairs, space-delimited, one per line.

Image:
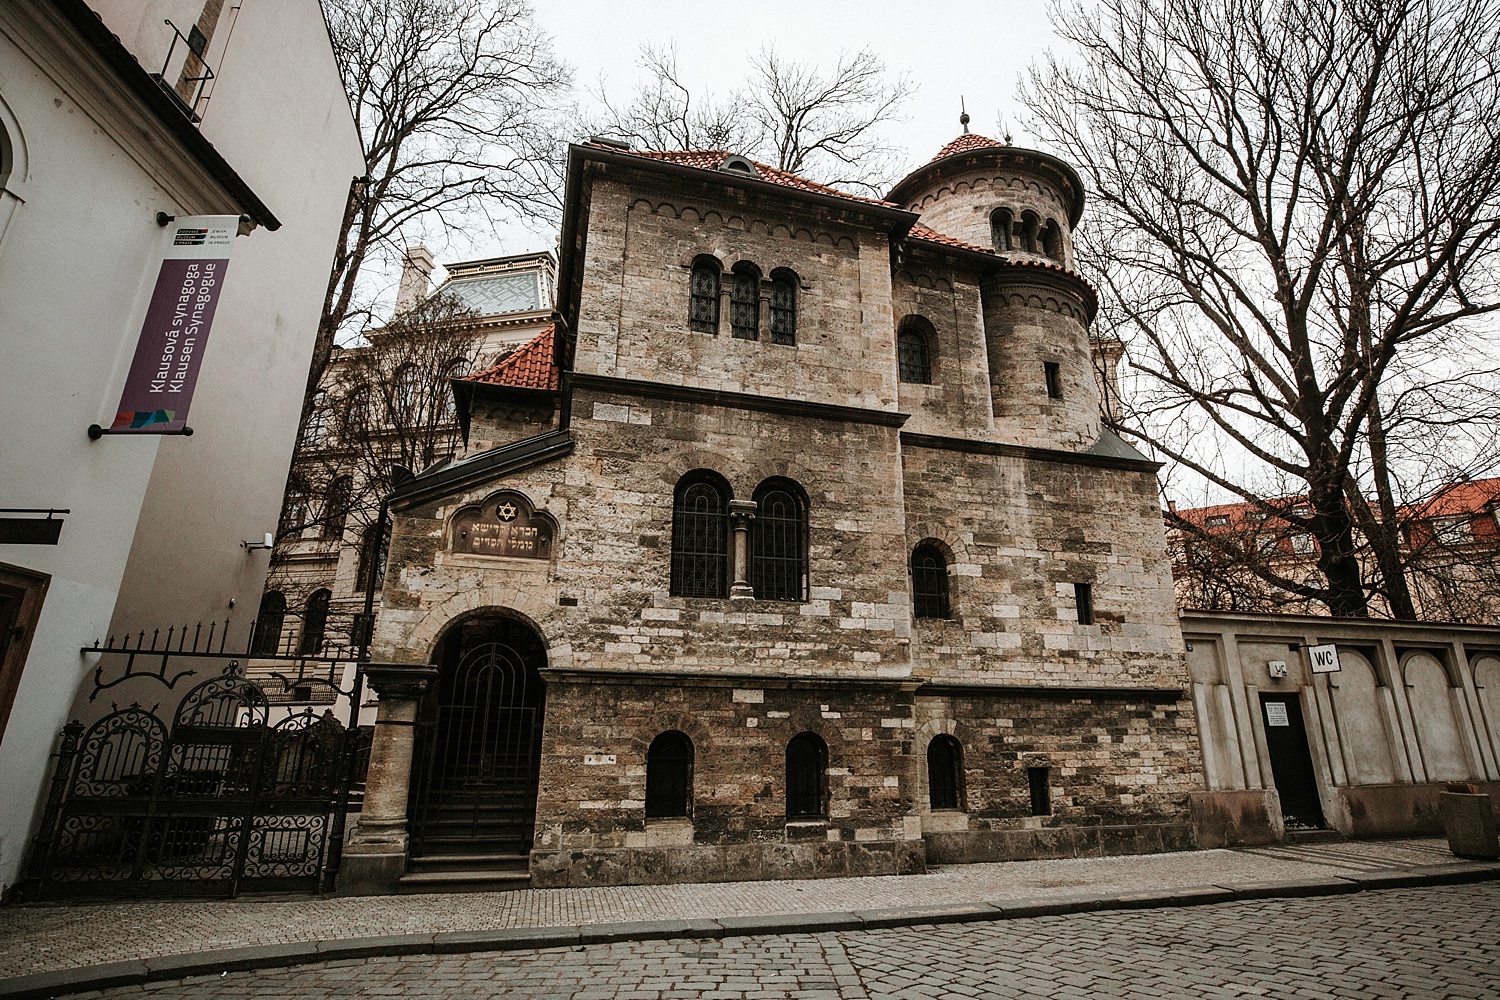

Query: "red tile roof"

xmin=1403 ymin=478 xmax=1500 ymax=519
xmin=596 ymin=146 xmax=899 ymax=208
xmin=930 ymin=133 xmax=1006 ymax=162
xmin=462 ymin=324 xmax=558 ymax=391
xmin=908 ymin=222 xmax=993 ymax=254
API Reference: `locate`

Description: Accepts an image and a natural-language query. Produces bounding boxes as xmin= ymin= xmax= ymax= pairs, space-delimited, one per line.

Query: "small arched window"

xmin=897 ymin=326 xmax=932 ymax=384
xmin=730 ymin=264 xmax=760 ymax=340
xmin=786 ymin=731 xmax=828 ymax=820
xmin=689 ymin=258 xmax=721 ymax=334
xmin=751 ymin=480 xmax=807 ymax=602
xmin=911 ymin=544 xmax=951 ymax=619
xmin=299 ymin=589 xmax=331 ymax=655
xmin=769 ymin=271 xmax=797 ymax=345
xmin=927 ymin=735 xmax=963 ymax=810
xmin=1020 ymin=211 xmax=1040 ymax=253
xmin=1042 ymin=219 xmax=1064 ymax=261
xmin=322 ymin=476 xmax=353 ymax=539
xmin=252 ymin=591 xmax=287 ymax=656
xmin=990 ymin=208 xmax=1014 ymax=251
xmin=671 ymin=474 xmax=730 ymax=597
xmin=645 ymin=730 xmax=694 ymax=818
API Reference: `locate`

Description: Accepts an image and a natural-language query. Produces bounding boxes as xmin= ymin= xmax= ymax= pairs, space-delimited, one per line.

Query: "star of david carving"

xmin=495 ymin=501 xmax=519 ymax=522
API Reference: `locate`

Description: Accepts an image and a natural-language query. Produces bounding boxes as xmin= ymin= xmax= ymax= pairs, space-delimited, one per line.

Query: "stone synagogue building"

xmin=342 ymin=130 xmax=1204 ymax=894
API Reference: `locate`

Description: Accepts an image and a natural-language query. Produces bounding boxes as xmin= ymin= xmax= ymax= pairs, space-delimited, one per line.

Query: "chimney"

xmin=395 ymin=245 xmax=435 ymax=315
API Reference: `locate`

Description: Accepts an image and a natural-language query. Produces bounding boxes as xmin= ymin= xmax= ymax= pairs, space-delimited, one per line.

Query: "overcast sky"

xmin=426 ymin=0 xmax=1065 ymax=267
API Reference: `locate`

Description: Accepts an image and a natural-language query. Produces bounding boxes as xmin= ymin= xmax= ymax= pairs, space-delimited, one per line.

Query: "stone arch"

xmin=406 ymin=595 xmax=562 ymax=668
xmin=911 ymin=717 xmax=966 ymax=814
xmin=1470 ymin=655 xmax=1500 ymax=762
xmin=1330 ymin=649 xmax=1397 ymax=784
xmin=1402 ymin=651 xmax=1473 ymax=781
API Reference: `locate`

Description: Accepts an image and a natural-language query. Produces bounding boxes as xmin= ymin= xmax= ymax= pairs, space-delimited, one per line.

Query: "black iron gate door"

xmin=25 ymin=669 xmax=351 ymax=898
xmin=409 ymin=619 xmax=546 ymax=857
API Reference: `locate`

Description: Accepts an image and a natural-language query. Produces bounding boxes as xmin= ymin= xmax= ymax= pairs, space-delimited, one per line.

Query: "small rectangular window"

xmin=1044 ymin=361 xmax=1062 ymax=399
xmin=1028 ymin=766 xmax=1051 ymax=816
xmin=1073 ymin=582 xmax=1093 ymax=625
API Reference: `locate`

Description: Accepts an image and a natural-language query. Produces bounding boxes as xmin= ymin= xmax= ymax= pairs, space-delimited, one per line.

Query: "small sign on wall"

xmin=1265 ymin=702 xmax=1290 ymax=727
xmin=1308 ymin=643 xmax=1340 ymax=674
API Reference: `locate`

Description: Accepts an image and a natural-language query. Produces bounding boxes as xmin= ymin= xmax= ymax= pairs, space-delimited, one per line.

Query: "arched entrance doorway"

xmin=408 ymin=615 xmax=546 ymax=870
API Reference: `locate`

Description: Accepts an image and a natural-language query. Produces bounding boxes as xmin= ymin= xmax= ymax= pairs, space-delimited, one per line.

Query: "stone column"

xmin=338 ymin=662 xmax=438 ymax=896
xmin=729 ymin=499 xmax=757 ymax=602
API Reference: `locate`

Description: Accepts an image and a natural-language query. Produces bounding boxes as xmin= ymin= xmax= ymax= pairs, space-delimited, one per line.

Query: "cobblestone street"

xmin=74 ymin=883 xmax=1500 ymax=999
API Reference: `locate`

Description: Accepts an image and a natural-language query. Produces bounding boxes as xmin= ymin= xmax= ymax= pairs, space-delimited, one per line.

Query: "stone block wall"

xmin=899 ymin=165 xmax=1075 ymax=269
xmin=902 ymin=444 xmax=1183 ymax=690
xmin=891 ymin=263 xmax=995 ymax=441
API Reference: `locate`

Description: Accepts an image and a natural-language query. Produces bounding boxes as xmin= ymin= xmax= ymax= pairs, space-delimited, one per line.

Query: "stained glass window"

xmin=731 ymin=267 xmax=760 ymax=340
xmin=689 ymin=261 xmax=720 ymax=334
xmin=769 ymin=274 xmax=796 ymax=345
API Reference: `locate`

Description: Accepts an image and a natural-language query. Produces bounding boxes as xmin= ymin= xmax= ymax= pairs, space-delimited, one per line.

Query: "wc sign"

xmin=1308 ymin=643 xmax=1341 ymax=674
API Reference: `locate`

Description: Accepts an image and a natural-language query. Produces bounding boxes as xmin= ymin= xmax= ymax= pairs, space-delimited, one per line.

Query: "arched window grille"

xmin=990 ymin=208 xmax=1014 ymax=251
xmin=645 ymin=730 xmax=694 ymax=818
xmin=322 ymin=476 xmax=353 ymax=539
xmin=671 ymin=475 xmax=730 ymax=597
xmin=769 ymin=272 xmax=797 ymax=345
xmin=730 ymin=265 xmax=760 ymax=340
xmin=1042 ymin=219 xmax=1064 ymax=261
xmin=927 ymin=735 xmax=963 ymax=810
xmin=898 ymin=327 xmax=932 ymax=384
xmin=689 ymin=259 xmax=721 ymax=334
xmin=786 ymin=731 xmax=828 ymax=820
xmin=911 ymin=544 xmax=951 ymax=619
xmin=1020 ymin=211 xmax=1040 ymax=253
xmin=751 ymin=480 xmax=807 ymax=601
xmin=252 ymin=591 xmax=286 ymax=656
xmin=299 ymin=589 xmax=331 ymax=655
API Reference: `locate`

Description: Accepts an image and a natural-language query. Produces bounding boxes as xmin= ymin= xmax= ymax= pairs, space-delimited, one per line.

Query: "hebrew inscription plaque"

xmin=452 ymin=494 xmax=554 ymax=559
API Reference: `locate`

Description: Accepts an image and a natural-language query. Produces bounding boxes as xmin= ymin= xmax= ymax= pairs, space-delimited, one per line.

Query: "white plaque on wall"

xmin=1308 ymin=643 xmax=1340 ymax=674
xmin=1265 ymin=702 xmax=1290 ymax=727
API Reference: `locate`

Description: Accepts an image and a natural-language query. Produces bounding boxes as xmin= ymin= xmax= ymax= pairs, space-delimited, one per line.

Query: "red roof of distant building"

xmin=930 ymin=132 xmax=1007 ymax=162
xmin=1402 ymin=478 xmax=1500 ymax=519
xmin=462 ymin=324 xmax=558 ymax=391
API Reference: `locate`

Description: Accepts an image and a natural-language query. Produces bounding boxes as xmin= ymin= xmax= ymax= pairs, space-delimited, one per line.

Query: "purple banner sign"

xmin=109 ymin=216 xmax=237 ymax=433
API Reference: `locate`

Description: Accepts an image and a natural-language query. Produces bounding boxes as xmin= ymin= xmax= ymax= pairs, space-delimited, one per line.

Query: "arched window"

xmin=1042 ymin=219 xmax=1064 ymax=261
xmin=1020 ymin=211 xmax=1040 ymax=253
xmin=897 ymin=324 xmax=932 ymax=384
xmin=730 ymin=264 xmax=760 ymax=340
xmin=689 ymin=258 xmax=720 ymax=334
xmin=322 ymin=476 xmax=353 ymax=539
xmin=389 ymin=363 xmax=421 ymax=421
xmin=751 ymin=479 xmax=807 ymax=602
xmin=357 ymin=520 xmax=392 ymax=592
xmin=990 ymin=208 xmax=1014 ymax=251
xmin=305 ymin=391 xmax=330 ymax=446
xmin=927 ymin=735 xmax=963 ymax=810
xmin=769 ymin=271 xmax=797 ymax=345
xmin=251 ymin=591 xmax=286 ymax=656
xmin=645 ymin=730 xmax=694 ymax=818
xmin=671 ymin=474 xmax=730 ymax=597
xmin=299 ymin=589 xmax=331 ymax=655
xmin=911 ymin=544 xmax=951 ymax=619
xmin=786 ymin=731 xmax=828 ymax=820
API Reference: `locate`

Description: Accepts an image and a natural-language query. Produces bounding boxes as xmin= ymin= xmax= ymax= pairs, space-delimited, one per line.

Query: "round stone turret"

xmin=889 ymin=135 xmax=1101 ymax=452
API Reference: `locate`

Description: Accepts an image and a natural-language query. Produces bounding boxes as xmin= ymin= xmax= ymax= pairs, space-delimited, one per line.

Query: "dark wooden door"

xmin=1260 ymin=693 xmax=1325 ymax=828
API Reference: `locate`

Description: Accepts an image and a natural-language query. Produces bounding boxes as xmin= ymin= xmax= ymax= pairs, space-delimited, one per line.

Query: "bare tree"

xmin=589 ymin=44 xmax=914 ymax=196
xmin=1029 ymin=0 xmax=1500 ymax=617
xmin=307 ymin=0 xmax=569 ymax=428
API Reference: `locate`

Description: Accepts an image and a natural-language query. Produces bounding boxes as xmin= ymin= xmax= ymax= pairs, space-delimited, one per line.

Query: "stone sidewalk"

xmin=0 ymin=838 xmax=1476 ymax=986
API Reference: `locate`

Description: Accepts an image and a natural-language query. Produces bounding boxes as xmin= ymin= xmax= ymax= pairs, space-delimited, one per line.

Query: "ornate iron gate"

xmin=409 ymin=618 xmax=546 ymax=856
xmin=24 ymin=668 xmax=355 ymax=898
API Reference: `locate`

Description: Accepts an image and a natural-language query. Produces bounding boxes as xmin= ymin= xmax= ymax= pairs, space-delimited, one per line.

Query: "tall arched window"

xmin=897 ymin=324 xmax=932 ymax=384
xmin=751 ymin=479 xmax=807 ymax=601
xmin=769 ymin=271 xmax=797 ymax=345
xmin=730 ymin=264 xmax=760 ymax=340
xmin=252 ymin=591 xmax=286 ymax=656
xmin=645 ymin=730 xmax=694 ymax=818
xmin=671 ymin=473 xmax=730 ymax=597
xmin=990 ymin=208 xmax=1014 ymax=251
xmin=689 ymin=258 xmax=721 ymax=334
xmin=1042 ymin=219 xmax=1064 ymax=261
xmin=305 ymin=391 xmax=330 ymax=446
xmin=357 ymin=521 xmax=392 ymax=592
xmin=1020 ymin=211 xmax=1040 ymax=253
xmin=322 ymin=476 xmax=353 ymax=539
xmin=786 ymin=731 xmax=828 ymax=820
xmin=911 ymin=544 xmax=951 ymax=619
xmin=927 ymin=735 xmax=963 ymax=810
xmin=299 ymin=589 xmax=331 ymax=655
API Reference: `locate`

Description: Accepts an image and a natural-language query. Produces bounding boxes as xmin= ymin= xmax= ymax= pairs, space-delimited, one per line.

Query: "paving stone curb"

xmin=2 ymin=861 xmax=1496 ymax=1000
